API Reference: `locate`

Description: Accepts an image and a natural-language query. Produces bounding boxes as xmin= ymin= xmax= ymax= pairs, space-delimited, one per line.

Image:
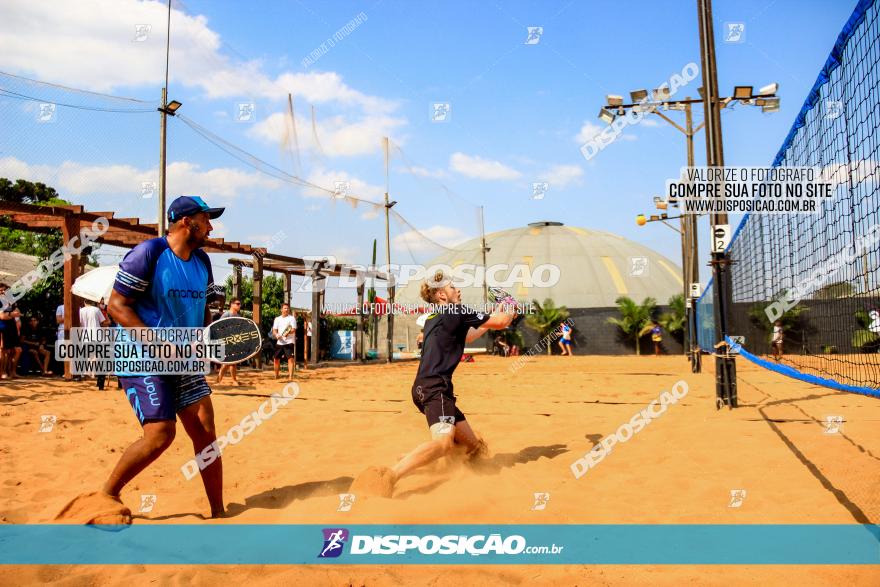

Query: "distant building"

xmin=394 ymin=221 xmax=684 ymax=355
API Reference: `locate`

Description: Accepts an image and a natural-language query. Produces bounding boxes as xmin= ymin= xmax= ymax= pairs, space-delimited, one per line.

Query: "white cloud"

xmin=449 ymin=152 xmax=521 ymax=181
xmin=641 ymin=118 xmax=661 ymax=127
xmin=302 ymin=169 xmax=385 ymax=204
xmin=575 ymin=122 xmax=603 ymax=144
xmin=249 ymin=111 xmax=406 ymax=158
xmin=575 ymin=121 xmax=637 ymax=144
xmin=0 ymin=156 xmax=281 ymax=201
xmin=393 ymin=225 xmax=469 ymax=253
xmin=400 ymin=166 xmax=447 ymax=179
xmin=210 ymin=219 xmax=228 ymax=238
xmin=537 ymin=164 xmax=584 ymax=189
xmin=0 ymin=0 xmax=396 ymax=111
xmin=327 ymin=246 xmax=360 ymax=265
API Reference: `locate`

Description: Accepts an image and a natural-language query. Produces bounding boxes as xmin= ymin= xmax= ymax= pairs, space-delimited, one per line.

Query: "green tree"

xmin=525 ymin=298 xmax=570 ymax=355
xmin=658 ymin=294 xmax=686 ymax=344
xmin=0 ymin=178 xmax=71 ymax=257
xmin=747 ymin=300 xmax=809 ymax=343
xmin=0 ymin=178 xmax=77 ymax=325
xmin=607 ymin=296 xmax=658 ymax=355
xmin=852 ymin=310 xmax=880 ymax=352
xmin=223 ymin=274 xmax=286 ymax=334
xmin=814 ymin=281 xmax=854 ymax=300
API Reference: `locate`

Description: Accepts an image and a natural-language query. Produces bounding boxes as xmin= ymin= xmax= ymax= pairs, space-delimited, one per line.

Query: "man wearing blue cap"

xmin=99 ymin=195 xmax=227 ymax=518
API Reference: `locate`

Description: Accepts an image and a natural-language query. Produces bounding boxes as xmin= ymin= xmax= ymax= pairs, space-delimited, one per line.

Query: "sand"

xmin=1 ymin=355 xmax=878 ymax=585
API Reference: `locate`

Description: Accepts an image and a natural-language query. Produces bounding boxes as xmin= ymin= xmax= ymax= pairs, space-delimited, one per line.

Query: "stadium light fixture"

xmin=756 ymin=82 xmax=778 ymax=97
xmin=630 ymin=89 xmax=649 ymax=103
xmin=652 ymin=87 xmax=671 ymax=101
xmin=160 ymin=100 xmax=182 ymax=116
xmin=654 ymin=196 xmax=668 ymax=210
xmin=606 ymin=94 xmax=624 ymax=107
xmin=733 ymin=86 xmax=753 ymax=99
xmin=761 ymin=97 xmax=780 ymax=113
xmin=598 ymin=108 xmax=616 ymax=125
xmin=636 ymin=214 xmax=647 ymax=226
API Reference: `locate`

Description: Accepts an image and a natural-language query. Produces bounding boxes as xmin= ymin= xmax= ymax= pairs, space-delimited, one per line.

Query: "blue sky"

xmin=0 ymin=0 xmax=859 ymax=302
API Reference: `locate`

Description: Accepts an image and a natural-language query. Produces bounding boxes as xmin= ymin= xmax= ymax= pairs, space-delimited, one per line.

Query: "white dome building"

xmin=393 ymin=221 xmax=685 ymax=355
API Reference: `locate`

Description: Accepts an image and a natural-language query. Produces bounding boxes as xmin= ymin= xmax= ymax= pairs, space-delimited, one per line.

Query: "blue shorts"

xmin=119 ymin=374 xmax=212 ymax=424
xmin=562 ymin=339 xmax=572 ymax=345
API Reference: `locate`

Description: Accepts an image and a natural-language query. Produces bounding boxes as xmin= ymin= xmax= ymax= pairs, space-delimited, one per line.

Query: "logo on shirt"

xmin=476 ymin=313 xmax=484 ymax=320
xmin=167 ymin=288 xmax=206 ymax=299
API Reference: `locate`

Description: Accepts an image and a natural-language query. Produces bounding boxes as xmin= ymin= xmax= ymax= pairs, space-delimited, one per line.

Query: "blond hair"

xmin=420 ymin=270 xmax=449 ymax=303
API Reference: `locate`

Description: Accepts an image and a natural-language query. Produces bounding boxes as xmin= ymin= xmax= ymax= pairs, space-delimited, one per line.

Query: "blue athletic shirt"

xmin=113 ymin=237 xmax=220 ymax=328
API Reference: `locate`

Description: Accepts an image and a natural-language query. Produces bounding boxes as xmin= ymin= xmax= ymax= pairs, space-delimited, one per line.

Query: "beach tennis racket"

xmin=208 ymin=316 xmax=263 ymax=364
xmin=488 ymin=287 xmax=519 ymax=312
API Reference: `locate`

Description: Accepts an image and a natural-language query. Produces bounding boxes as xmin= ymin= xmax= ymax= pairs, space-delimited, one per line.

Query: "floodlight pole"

xmin=158 ymin=0 xmax=172 ymax=237
xmin=479 ymin=206 xmax=492 ymax=352
xmin=611 ymin=100 xmax=703 ymax=363
xmin=653 ymin=101 xmax=703 ymax=364
xmin=684 ymin=100 xmax=701 ymax=371
xmin=159 ymin=87 xmax=168 ymax=236
xmin=383 ymin=136 xmax=394 ymax=363
xmin=698 ymin=0 xmax=737 ymax=408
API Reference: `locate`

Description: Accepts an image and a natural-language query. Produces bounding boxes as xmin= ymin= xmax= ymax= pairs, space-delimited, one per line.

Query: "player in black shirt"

xmin=353 ymin=271 xmax=516 ymax=496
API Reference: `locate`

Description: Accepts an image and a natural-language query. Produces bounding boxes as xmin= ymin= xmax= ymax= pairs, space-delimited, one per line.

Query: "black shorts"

xmin=274 ymin=343 xmax=294 ymax=360
xmin=411 ymin=377 xmax=465 ymax=428
xmin=0 ymin=327 xmax=20 ymax=349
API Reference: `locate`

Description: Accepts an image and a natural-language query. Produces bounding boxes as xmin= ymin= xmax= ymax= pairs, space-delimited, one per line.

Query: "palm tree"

xmin=606 ymin=296 xmax=657 ymax=355
xmin=852 ymin=309 xmax=880 ymax=352
xmin=658 ymin=294 xmax=686 ymax=344
xmin=525 ymin=298 xmax=570 ymax=355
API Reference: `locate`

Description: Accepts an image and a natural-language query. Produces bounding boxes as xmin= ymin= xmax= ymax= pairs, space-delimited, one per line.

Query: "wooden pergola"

xmin=228 ymin=253 xmax=393 ymax=363
xmin=0 ymin=201 xmax=265 ymax=377
xmin=1 ymin=200 xmax=396 ymax=375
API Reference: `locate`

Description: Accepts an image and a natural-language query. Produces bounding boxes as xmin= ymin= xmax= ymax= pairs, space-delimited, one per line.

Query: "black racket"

xmin=208 ymin=316 xmax=263 ymax=364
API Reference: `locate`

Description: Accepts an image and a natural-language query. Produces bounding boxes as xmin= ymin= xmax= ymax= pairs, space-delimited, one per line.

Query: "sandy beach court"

xmin=1 ymin=355 xmax=878 ymax=584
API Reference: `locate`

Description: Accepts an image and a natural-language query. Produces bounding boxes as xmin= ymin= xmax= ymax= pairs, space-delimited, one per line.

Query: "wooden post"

xmin=62 ymin=214 xmax=83 ymax=380
xmin=386 ymin=282 xmax=395 ymax=362
xmin=231 ymin=263 xmax=242 ymax=301
xmin=310 ymin=268 xmax=321 ymax=367
xmin=252 ymin=253 xmax=263 ymax=369
xmin=283 ymin=273 xmax=291 ymax=306
xmin=356 ymin=275 xmax=365 ymax=362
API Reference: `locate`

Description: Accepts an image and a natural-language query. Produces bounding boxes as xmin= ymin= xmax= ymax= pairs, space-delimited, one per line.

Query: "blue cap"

xmin=167 ymin=195 xmax=225 ymax=222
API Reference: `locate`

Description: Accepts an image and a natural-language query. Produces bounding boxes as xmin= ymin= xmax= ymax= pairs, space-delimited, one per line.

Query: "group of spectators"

xmin=210 ymin=298 xmax=314 ymax=386
xmin=0 ymin=282 xmax=113 ymax=381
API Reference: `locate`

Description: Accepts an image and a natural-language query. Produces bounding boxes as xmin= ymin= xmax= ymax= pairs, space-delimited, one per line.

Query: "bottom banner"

xmin=1 ymin=525 xmax=879 ymax=564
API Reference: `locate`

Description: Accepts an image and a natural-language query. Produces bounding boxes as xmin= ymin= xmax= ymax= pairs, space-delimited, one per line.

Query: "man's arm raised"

xmin=465 ymin=306 xmax=515 ymax=343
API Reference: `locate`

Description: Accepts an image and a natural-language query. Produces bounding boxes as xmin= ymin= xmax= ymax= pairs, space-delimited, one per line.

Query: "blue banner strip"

xmin=0 ymin=525 xmax=878 ymax=565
